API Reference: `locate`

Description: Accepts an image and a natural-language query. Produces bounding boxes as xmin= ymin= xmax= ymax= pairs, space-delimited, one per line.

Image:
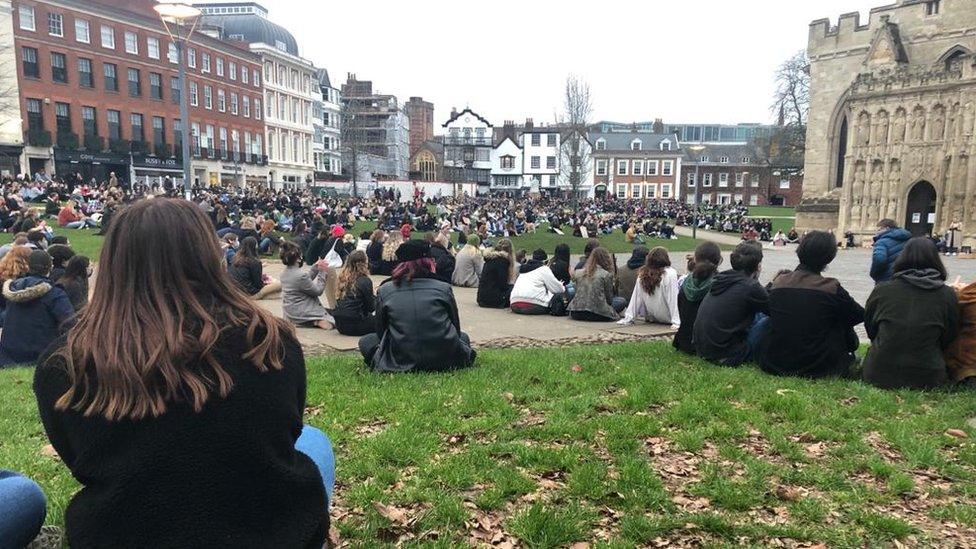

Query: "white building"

xmin=520 ymin=127 xmax=560 ymax=193
xmin=443 ymin=108 xmax=492 ymax=191
xmin=312 ymin=69 xmax=341 ymax=180
xmin=199 ymin=3 xmax=316 ymax=189
xmin=490 ymin=136 xmax=524 ymax=194
xmin=556 ymin=129 xmax=595 ymax=197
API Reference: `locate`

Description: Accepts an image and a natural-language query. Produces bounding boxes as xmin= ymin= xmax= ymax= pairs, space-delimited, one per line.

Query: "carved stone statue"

xmin=887 ymin=160 xmax=902 ymax=219
xmin=866 ymin=163 xmax=884 ymax=226
xmin=947 ymin=103 xmax=959 ymax=140
xmin=911 ymin=106 xmax=926 ymax=141
xmin=892 ymin=109 xmax=907 ymax=144
xmin=931 ymin=105 xmax=946 ymax=141
xmin=850 ymin=163 xmax=866 ymax=229
xmin=857 ymin=112 xmax=872 ymax=146
xmin=964 ymin=102 xmax=975 ymax=137
xmin=874 ymin=110 xmax=889 ymax=146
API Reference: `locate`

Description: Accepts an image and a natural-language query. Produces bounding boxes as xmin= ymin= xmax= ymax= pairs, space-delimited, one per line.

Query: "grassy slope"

xmin=747 ymin=207 xmax=797 ymax=234
xmin=4 ymin=342 xmax=976 ymax=546
xmin=0 ymin=229 xmax=105 ymax=260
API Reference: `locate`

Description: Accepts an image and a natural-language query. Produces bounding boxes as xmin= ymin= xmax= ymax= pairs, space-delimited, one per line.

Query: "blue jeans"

xmin=746 ymin=313 xmax=771 ymax=363
xmin=64 ymin=219 xmax=97 ymax=229
xmin=0 ymin=470 xmax=47 ymax=548
xmin=295 ymin=425 xmax=335 ymax=503
xmin=612 ymin=296 xmax=627 ymax=314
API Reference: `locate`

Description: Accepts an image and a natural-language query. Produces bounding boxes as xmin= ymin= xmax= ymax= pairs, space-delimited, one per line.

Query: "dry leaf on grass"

xmin=373 ymin=501 xmax=410 ymax=525
xmin=571 ymin=364 xmax=583 ymax=373
xmin=946 ymin=428 xmax=969 ymax=439
xmin=502 ymin=392 xmax=515 ymax=403
xmin=40 ymin=444 xmax=59 ymax=459
xmin=774 ymin=485 xmax=803 ymax=502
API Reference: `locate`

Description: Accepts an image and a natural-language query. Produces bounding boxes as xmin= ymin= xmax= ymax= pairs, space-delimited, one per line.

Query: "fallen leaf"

xmin=373 ymin=501 xmax=409 ymax=525
xmin=775 ymin=389 xmax=795 ymax=396
xmin=40 ymin=444 xmax=59 ymax=459
xmin=571 ymin=364 xmax=583 ymax=373
xmin=502 ymin=392 xmax=515 ymax=403
xmin=447 ymin=433 xmax=467 ymax=445
xmin=946 ymin=429 xmax=969 ymax=439
xmin=804 ymin=442 xmax=828 ymax=458
xmin=774 ymin=485 xmax=802 ymax=502
xmin=570 ymin=543 xmax=591 ymax=549
xmin=304 ymin=405 xmax=323 ymax=417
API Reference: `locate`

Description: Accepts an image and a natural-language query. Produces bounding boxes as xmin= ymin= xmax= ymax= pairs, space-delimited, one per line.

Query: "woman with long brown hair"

xmin=332 ymin=250 xmax=376 ymax=336
xmin=228 ymin=236 xmax=281 ymax=300
xmin=618 ymin=247 xmax=680 ymax=328
xmin=32 ymin=199 xmax=334 ymax=548
xmin=568 ymin=247 xmax=627 ymax=322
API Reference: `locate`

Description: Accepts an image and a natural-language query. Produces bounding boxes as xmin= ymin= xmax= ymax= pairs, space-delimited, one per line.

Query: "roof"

xmin=442 ymin=108 xmax=492 ymax=128
xmin=199 ymin=9 xmax=299 ymax=56
xmin=683 ymin=143 xmax=756 ymax=164
xmin=494 ymin=136 xmax=522 ymax=150
xmin=315 ymin=68 xmax=332 ymax=89
xmin=587 ymin=131 xmax=680 ymax=152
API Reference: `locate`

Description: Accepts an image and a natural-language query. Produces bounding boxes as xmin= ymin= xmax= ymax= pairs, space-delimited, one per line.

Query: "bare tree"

xmin=559 ymin=75 xmax=593 ymax=213
xmin=339 ymin=100 xmax=363 ymax=198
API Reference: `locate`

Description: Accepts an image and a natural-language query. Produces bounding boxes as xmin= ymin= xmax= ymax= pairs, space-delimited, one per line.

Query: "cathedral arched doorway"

xmin=905 ymin=181 xmax=937 ymax=236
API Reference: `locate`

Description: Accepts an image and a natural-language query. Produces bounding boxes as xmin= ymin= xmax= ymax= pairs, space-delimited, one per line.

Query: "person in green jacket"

xmin=863 ymin=237 xmax=960 ymax=390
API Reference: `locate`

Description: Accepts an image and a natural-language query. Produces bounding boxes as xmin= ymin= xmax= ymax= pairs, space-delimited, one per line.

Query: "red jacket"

xmin=58 ymin=207 xmax=81 ymax=227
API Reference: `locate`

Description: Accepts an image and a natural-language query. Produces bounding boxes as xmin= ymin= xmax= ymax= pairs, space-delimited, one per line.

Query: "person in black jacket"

xmin=693 ymin=240 xmax=769 ymax=366
xmin=477 ymin=239 xmax=515 ymax=308
xmin=359 ymin=240 xmax=476 ymax=372
xmin=366 ymin=229 xmax=386 ymax=275
xmin=673 ymin=241 xmax=722 ymax=355
xmin=56 ymin=254 xmax=91 ymax=312
xmin=430 ymin=233 xmax=455 ymax=284
xmin=31 ymin=198 xmax=333 ymax=548
xmin=228 ymin=237 xmax=280 ymax=300
xmin=759 ymin=231 xmax=864 ymax=378
xmin=550 ymin=243 xmax=572 ymax=286
xmin=332 ymin=250 xmax=376 ymax=336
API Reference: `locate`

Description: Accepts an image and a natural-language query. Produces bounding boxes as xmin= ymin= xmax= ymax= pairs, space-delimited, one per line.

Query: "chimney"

xmin=451 ymin=107 xmax=458 ymax=119
xmin=653 ymin=118 xmax=664 ymax=133
xmin=525 ymin=118 xmax=534 ymax=129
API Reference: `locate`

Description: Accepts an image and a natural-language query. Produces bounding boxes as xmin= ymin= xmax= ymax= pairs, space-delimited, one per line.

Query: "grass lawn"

xmin=0 ymin=229 xmax=104 ymax=260
xmin=4 ymin=342 xmax=976 ymax=546
xmin=747 ymin=207 xmax=797 ymax=234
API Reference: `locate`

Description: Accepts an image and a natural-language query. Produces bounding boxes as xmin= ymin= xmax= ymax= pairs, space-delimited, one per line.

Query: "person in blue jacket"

xmin=870 ymin=219 xmax=912 ymax=284
xmin=0 ymin=250 xmax=75 ymax=367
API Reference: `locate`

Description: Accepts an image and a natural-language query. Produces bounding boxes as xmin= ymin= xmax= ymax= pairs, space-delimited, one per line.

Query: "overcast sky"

xmin=267 ymin=0 xmax=883 ymax=127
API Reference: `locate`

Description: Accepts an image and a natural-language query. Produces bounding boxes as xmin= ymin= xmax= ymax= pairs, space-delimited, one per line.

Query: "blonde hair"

xmin=382 ymin=232 xmax=403 ymax=262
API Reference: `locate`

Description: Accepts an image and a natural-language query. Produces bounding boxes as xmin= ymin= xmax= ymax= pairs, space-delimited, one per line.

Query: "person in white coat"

xmin=509 ymin=249 xmax=566 ymax=315
xmin=617 ymin=247 xmax=680 ymax=328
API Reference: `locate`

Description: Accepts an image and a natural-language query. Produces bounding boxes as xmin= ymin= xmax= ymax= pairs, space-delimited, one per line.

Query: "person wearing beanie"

xmin=451 ymin=234 xmax=484 ymax=288
xmin=510 ymin=249 xmax=566 ymax=316
xmin=616 ymin=246 xmax=649 ymax=307
xmin=359 ymin=239 xmax=476 ymax=373
xmin=0 ymin=250 xmax=75 ymax=367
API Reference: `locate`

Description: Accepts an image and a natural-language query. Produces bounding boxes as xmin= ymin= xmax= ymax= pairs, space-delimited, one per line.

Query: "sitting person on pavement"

xmin=451 ymin=235 xmax=483 ymax=288
xmin=693 ymin=240 xmax=769 ymax=366
xmin=568 ymin=247 xmax=626 ymax=322
xmin=672 ymin=242 xmax=722 ymax=355
xmin=862 ymin=237 xmax=960 ymax=390
xmin=33 ymin=198 xmax=333 ymax=548
xmin=618 ymin=246 xmax=680 ymax=328
xmin=946 ymin=276 xmax=976 ymax=389
xmin=549 ymin=243 xmax=572 ymax=286
xmin=759 ymin=231 xmax=864 ymax=379
xmin=332 ymin=250 xmax=376 ymax=337
xmin=477 ymin=239 xmax=515 ymax=309
xmin=359 ymin=240 xmax=476 ymax=372
xmin=616 ymin=246 xmax=650 ymax=308
xmin=430 ymin=233 xmax=456 ymax=284
xmin=279 ymin=242 xmax=335 ymax=330
xmin=228 ymin=236 xmax=281 ymax=300
xmin=870 ymin=218 xmax=912 ymax=284
xmin=366 ymin=230 xmax=386 ymax=275
xmin=0 ymin=250 xmax=75 ymax=367
xmin=510 ymin=249 xmax=566 ymax=316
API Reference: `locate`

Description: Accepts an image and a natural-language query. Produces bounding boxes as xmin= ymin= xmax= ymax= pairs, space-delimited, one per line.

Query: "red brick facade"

xmin=683 ymin=164 xmax=804 ymax=206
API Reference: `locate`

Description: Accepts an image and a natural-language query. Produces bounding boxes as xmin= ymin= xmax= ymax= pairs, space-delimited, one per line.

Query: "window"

xmin=703 ymin=173 xmax=713 ymax=187
xmin=171 ymin=77 xmax=180 ymax=104
xmin=254 ymin=99 xmax=262 ymax=120
xmin=735 ymin=172 xmax=744 ymax=187
xmin=660 ymin=140 xmax=671 ymax=151
xmin=124 ymin=31 xmax=138 ymax=54
xmin=82 ymin=106 xmax=96 ymax=137
xmin=215 ymin=57 xmax=223 ymax=76
xmin=750 ymin=174 xmax=759 ymax=188
xmin=741 ymin=157 xmax=751 ymax=163
xmin=749 ymin=195 xmax=759 ymax=206
xmin=203 ymin=85 xmax=212 ymax=109
xmin=103 ymin=63 xmax=118 ymax=91
xmin=201 ymin=53 xmax=210 ymax=73
xmin=21 ymin=47 xmax=39 ymax=78
xmin=595 ymin=138 xmax=606 ymax=150
xmin=217 ymin=89 xmax=225 ymax=112
xmin=631 ymin=139 xmax=642 ymax=151
xmin=253 ymin=69 xmax=260 ymax=86
xmin=130 ymin=113 xmax=144 ymax=142
xmin=647 ymin=160 xmax=658 ymax=176
xmin=500 ymin=155 xmax=514 ymax=169
xmin=229 ymin=62 xmax=237 ymax=80
xmin=48 ymin=12 xmax=63 ymax=37
xmin=926 ymin=1 xmax=941 ymax=16
xmin=720 ymin=156 xmax=729 ymax=163
xmin=687 ymin=172 xmax=696 ymax=186
xmin=547 ymin=134 xmax=557 ymax=146
xmin=147 ymin=37 xmax=160 ymax=59
xmin=174 ymin=119 xmax=182 ymax=150
xmin=167 ymin=43 xmax=177 ymax=63
xmin=26 ymin=99 xmax=43 ymax=132
xmin=662 ymin=160 xmax=673 ymax=176
xmin=719 ymin=173 xmax=729 ymax=187
xmin=632 ymin=160 xmax=643 ymax=176
xmin=230 ymin=93 xmax=238 ymax=115
xmin=51 ymin=52 xmax=67 ymax=83
xmin=75 ymin=19 xmax=89 ymax=43
xmin=101 ymin=25 xmax=115 ymax=49
xmin=187 ymin=48 xmax=196 ymax=68
xmin=242 ymin=96 xmax=250 ymax=117
xmin=189 ymin=81 xmax=198 ymax=106
xmin=617 ymin=160 xmax=629 ymax=176
xmin=780 ymin=179 xmax=790 ymax=189
xmin=661 ymin=184 xmax=672 ymax=199
xmin=77 ymin=58 xmax=93 ymax=88
xmin=530 ymin=156 xmax=540 ymax=169
xmin=152 ymin=116 xmax=164 ymax=145
xmin=127 ymin=68 xmax=141 ymax=97
xmin=648 ymin=185 xmax=659 ymax=199
xmin=632 ymin=184 xmax=642 ymax=199
xmin=19 ymin=5 xmax=35 ymax=31
xmin=616 ymin=184 xmax=627 ymax=199
xmin=546 ymin=156 xmax=556 ymax=170
xmin=149 ymin=73 xmax=162 ymax=100
xmin=55 ymin=102 xmax=70 ymax=133
xmin=107 ymin=110 xmax=121 ymax=140
xmin=700 ymin=155 xmax=709 ymax=162
xmin=241 ymin=67 xmax=248 ymax=84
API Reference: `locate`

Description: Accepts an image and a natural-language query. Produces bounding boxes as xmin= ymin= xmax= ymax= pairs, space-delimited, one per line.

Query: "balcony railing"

xmin=26 ymin=130 xmax=52 ymax=147
xmin=84 ymin=134 xmax=104 ymax=151
xmin=154 ymin=142 xmax=172 ymax=158
xmin=109 ymin=138 xmax=129 ymax=153
xmin=129 ymin=140 xmax=148 ymax=154
xmin=444 ymin=136 xmax=492 ymax=146
xmin=56 ymin=131 xmax=79 ymax=149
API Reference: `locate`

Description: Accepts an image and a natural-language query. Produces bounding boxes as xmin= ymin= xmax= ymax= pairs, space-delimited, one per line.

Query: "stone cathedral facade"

xmin=799 ymin=0 xmax=976 ymax=246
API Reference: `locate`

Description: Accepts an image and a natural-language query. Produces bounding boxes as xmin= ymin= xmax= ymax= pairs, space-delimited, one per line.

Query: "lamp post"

xmin=154 ymin=1 xmax=201 ymax=201
xmin=689 ymin=145 xmax=706 ymax=240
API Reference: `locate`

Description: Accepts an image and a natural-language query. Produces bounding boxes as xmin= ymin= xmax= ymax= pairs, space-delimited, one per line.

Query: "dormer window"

xmin=660 ymin=141 xmax=671 ymax=151
xmin=595 ymin=138 xmax=606 ymax=151
xmin=720 ymin=156 xmax=730 ymax=163
xmin=631 ymin=139 xmax=642 ymax=151
xmin=700 ymin=155 xmax=709 ymax=162
xmin=741 ymin=157 xmax=751 ymax=163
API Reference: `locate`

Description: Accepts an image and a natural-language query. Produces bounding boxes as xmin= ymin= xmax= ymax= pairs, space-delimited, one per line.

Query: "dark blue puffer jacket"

xmin=870 ymin=228 xmax=912 ymax=283
xmin=0 ymin=276 xmax=75 ymax=366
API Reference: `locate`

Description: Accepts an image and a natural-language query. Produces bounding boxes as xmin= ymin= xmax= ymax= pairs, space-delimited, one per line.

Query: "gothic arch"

xmin=826 ymin=91 xmax=853 ymax=190
xmin=937 ymin=45 xmax=972 ymax=72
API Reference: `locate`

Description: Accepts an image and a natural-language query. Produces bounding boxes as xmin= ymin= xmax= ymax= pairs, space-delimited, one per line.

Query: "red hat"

xmin=400 ymin=224 xmax=412 ymax=239
xmin=331 ymin=225 xmax=346 ymax=238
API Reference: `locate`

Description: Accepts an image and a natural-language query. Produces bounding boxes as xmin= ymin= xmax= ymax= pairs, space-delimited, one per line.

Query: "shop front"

xmin=53 ymin=149 xmax=129 ymax=186
xmin=131 ymin=154 xmax=184 ymax=189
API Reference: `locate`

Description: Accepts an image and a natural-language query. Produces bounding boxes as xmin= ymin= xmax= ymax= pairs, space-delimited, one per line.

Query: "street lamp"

xmin=154 ymin=0 xmax=201 ymax=201
xmin=688 ymin=145 xmax=706 ymax=239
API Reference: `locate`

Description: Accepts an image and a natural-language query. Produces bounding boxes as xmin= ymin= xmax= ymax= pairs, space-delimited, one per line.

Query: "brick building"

xmin=682 ymin=144 xmax=803 ymax=206
xmin=589 ymin=131 xmax=684 ymax=201
xmin=404 ymin=96 xmax=433 ymax=157
xmin=13 ymin=0 xmax=268 ymax=187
